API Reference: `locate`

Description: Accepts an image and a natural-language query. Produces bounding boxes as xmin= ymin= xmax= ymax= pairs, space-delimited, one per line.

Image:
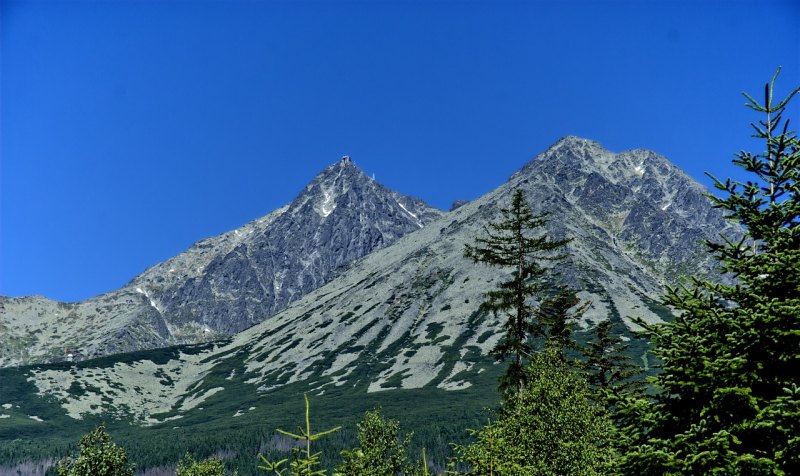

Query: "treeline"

xmin=54 ymin=71 xmax=799 ymax=475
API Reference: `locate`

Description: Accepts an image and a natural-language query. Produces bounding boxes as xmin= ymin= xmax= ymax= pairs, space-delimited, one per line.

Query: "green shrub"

xmin=451 ymin=349 xmax=617 ymax=475
xmin=176 ymin=452 xmax=228 ymax=476
xmin=57 ymin=423 xmax=134 ymax=476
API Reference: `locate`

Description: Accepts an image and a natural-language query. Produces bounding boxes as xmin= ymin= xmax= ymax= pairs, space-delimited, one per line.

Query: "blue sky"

xmin=2 ymin=0 xmax=798 ymax=302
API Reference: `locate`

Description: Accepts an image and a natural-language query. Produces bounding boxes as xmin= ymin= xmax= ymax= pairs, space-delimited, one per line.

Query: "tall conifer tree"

xmin=464 ymin=188 xmax=570 ymax=395
xmin=626 ymin=69 xmax=800 ymax=474
xmin=582 ymin=319 xmax=642 ymax=395
xmin=537 ymin=285 xmax=588 ymax=362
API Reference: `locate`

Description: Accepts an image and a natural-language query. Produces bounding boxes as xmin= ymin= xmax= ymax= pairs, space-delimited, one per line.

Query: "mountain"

xmin=0 ymin=157 xmax=443 ymax=367
xmin=9 ymin=137 xmax=741 ymax=423
xmin=0 ymin=137 xmax=744 ymax=474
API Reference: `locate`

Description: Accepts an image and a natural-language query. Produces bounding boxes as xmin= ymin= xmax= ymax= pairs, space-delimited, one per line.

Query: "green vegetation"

xmin=258 ymin=394 xmax=341 ymax=476
xmin=450 ymin=348 xmax=616 ymax=475
xmin=335 ymin=407 xmax=416 ymax=476
xmin=177 ymin=453 xmax=230 ymax=476
xmin=56 ymin=423 xmax=134 ymax=476
xmin=464 ymin=188 xmax=571 ymax=395
xmin=620 ymin=69 xmax=800 ymax=474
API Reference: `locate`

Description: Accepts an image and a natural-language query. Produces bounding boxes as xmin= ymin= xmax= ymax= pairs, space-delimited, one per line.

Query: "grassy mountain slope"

xmin=0 ymin=137 xmax=739 ymax=473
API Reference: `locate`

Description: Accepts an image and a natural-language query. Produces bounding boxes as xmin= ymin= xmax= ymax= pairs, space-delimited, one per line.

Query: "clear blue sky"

xmin=1 ymin=0 xmax=798 ymax=302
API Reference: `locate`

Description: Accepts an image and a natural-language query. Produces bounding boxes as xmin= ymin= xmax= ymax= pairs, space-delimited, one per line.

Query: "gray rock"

xmin=0 ymin=157 xmax=442 ymax=366
xmin=20 ymin=137 xmax=747 ymax=423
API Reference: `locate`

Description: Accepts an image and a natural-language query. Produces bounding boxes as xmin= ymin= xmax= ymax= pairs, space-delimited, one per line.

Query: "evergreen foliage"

xmin=464 ymin=188 xmax=570 ymax=395
xmin=258 ymin=394 xmax=341 ymax=476
xmin=334 ymin=407 xmax=414 ymax=476
xmin=625 ymin=69 xmax=800 ymax=474
xmin=450 ymin=348 xmax=617 ymax=476
xmin=176 ymin=453 xmax=229 ymax=476
xmin=56 ymin=424 xmax=134 ymax=476
xmin=582 ymin=319 xmax=642 ymax=395
xmin=536 ymin=285 xmax=587 ymax=361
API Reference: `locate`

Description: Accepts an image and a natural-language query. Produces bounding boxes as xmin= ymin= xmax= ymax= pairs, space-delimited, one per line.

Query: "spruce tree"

xmin=258 ymin=394 xmax=340 ymax=476
xmin=464 ymin=188 xmax=570 ymax=395
xmin=626 ymin=69 xmax=800 ymax=474
xmin=335 ymin=407 xmax=414 ymax=476
xmin=536 ymin=285 xmax=587 ymax=362
xmin=582 ymin=319 xmax=642 ymax=395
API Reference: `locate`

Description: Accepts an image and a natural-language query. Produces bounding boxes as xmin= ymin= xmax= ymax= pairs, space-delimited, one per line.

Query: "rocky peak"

xmin=509 ymin=137 xmax=740 ymax=286
xmin=299 ymin=156 xmax=371 ymax=219
xmin=145 ymin=156 xmax=444 ymax=337
xmin=0 ymin=154 xmax=444 ymax=366
xmin=292 ymin=156 xmax=440 ymax=228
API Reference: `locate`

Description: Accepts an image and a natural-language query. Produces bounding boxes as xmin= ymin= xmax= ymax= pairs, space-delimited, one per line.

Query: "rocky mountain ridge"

xmin=15 ymin=137 xmax=743 ymax=425
xmin=0 ymin=157 xmax=443 ymax=367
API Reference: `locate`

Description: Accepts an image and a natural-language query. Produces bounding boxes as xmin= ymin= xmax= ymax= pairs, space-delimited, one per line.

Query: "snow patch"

xmin=1 ymin=403 xmax=11 ymax=409
xmin=320 ymin=188 xmax=336 ymax=217
xmin=135 ymin=287 xmax=163 ymax=313
xmin=633 ymin=164 xmax=645 ymax=177
xmin=0 ymin=414 xmax=9 ymax=419
xmin=396 ymin=201 xmax=423 ymax=228
xmin=661 ymin=202 xmax=672 ymax=211
xmin=28 ymin=415 xmax=43 ymax=422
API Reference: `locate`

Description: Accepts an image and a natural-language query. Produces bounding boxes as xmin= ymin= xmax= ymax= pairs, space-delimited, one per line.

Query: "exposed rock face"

xmin=449 ymin=200 xmax=469 ymax=211
xmin=138 ymin=157 xmax=442 ymax=335
xmin=519 ymin=137 xmax=733 ymax=286
xmin=21 ymin=137 xmax=744 ymax=424
xmin=1 ymin=138 xmax=741 ymax=369
xmin=0 ymin=157 xmax=442 ymax=366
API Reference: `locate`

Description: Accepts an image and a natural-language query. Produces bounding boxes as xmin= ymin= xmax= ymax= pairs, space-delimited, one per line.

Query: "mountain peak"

xmin=517 ymin=136 xmax=683 ymax=187
xmin=316 ymin=155 xmax=366 ymax=180
xmin=552 ymin=135 xmax=603 ymax=149
xmin=548 ymin=136 xmax=608 ymax=160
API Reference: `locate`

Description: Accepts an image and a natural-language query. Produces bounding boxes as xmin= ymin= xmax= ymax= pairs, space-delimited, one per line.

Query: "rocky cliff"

xmin=0 ymin=157 xmax=442 ymax=366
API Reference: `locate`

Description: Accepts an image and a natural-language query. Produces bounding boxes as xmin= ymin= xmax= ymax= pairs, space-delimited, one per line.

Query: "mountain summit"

xmin=15 ymin=137 xmax=743 ymax=428
xmin=0 ymin=157 xmax=442 ymax=366
xmin=137 ymin=155 xmax=442 ymax=337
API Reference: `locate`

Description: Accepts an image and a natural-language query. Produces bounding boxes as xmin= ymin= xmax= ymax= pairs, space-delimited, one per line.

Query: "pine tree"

xmin=536 ymin=285 xmax=587 ymax=362
xmin=258 ymin=394 xmax=340 ymax=476
xmin=335 ymin=407 xmax=414 ymax=476
xmin=464 ymin=188 xmax=570 ymax=395
xmin=626 ymin=69 xmax=800 ymax=474
xmin=582 ymin=319 xmax=642 ymax=395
